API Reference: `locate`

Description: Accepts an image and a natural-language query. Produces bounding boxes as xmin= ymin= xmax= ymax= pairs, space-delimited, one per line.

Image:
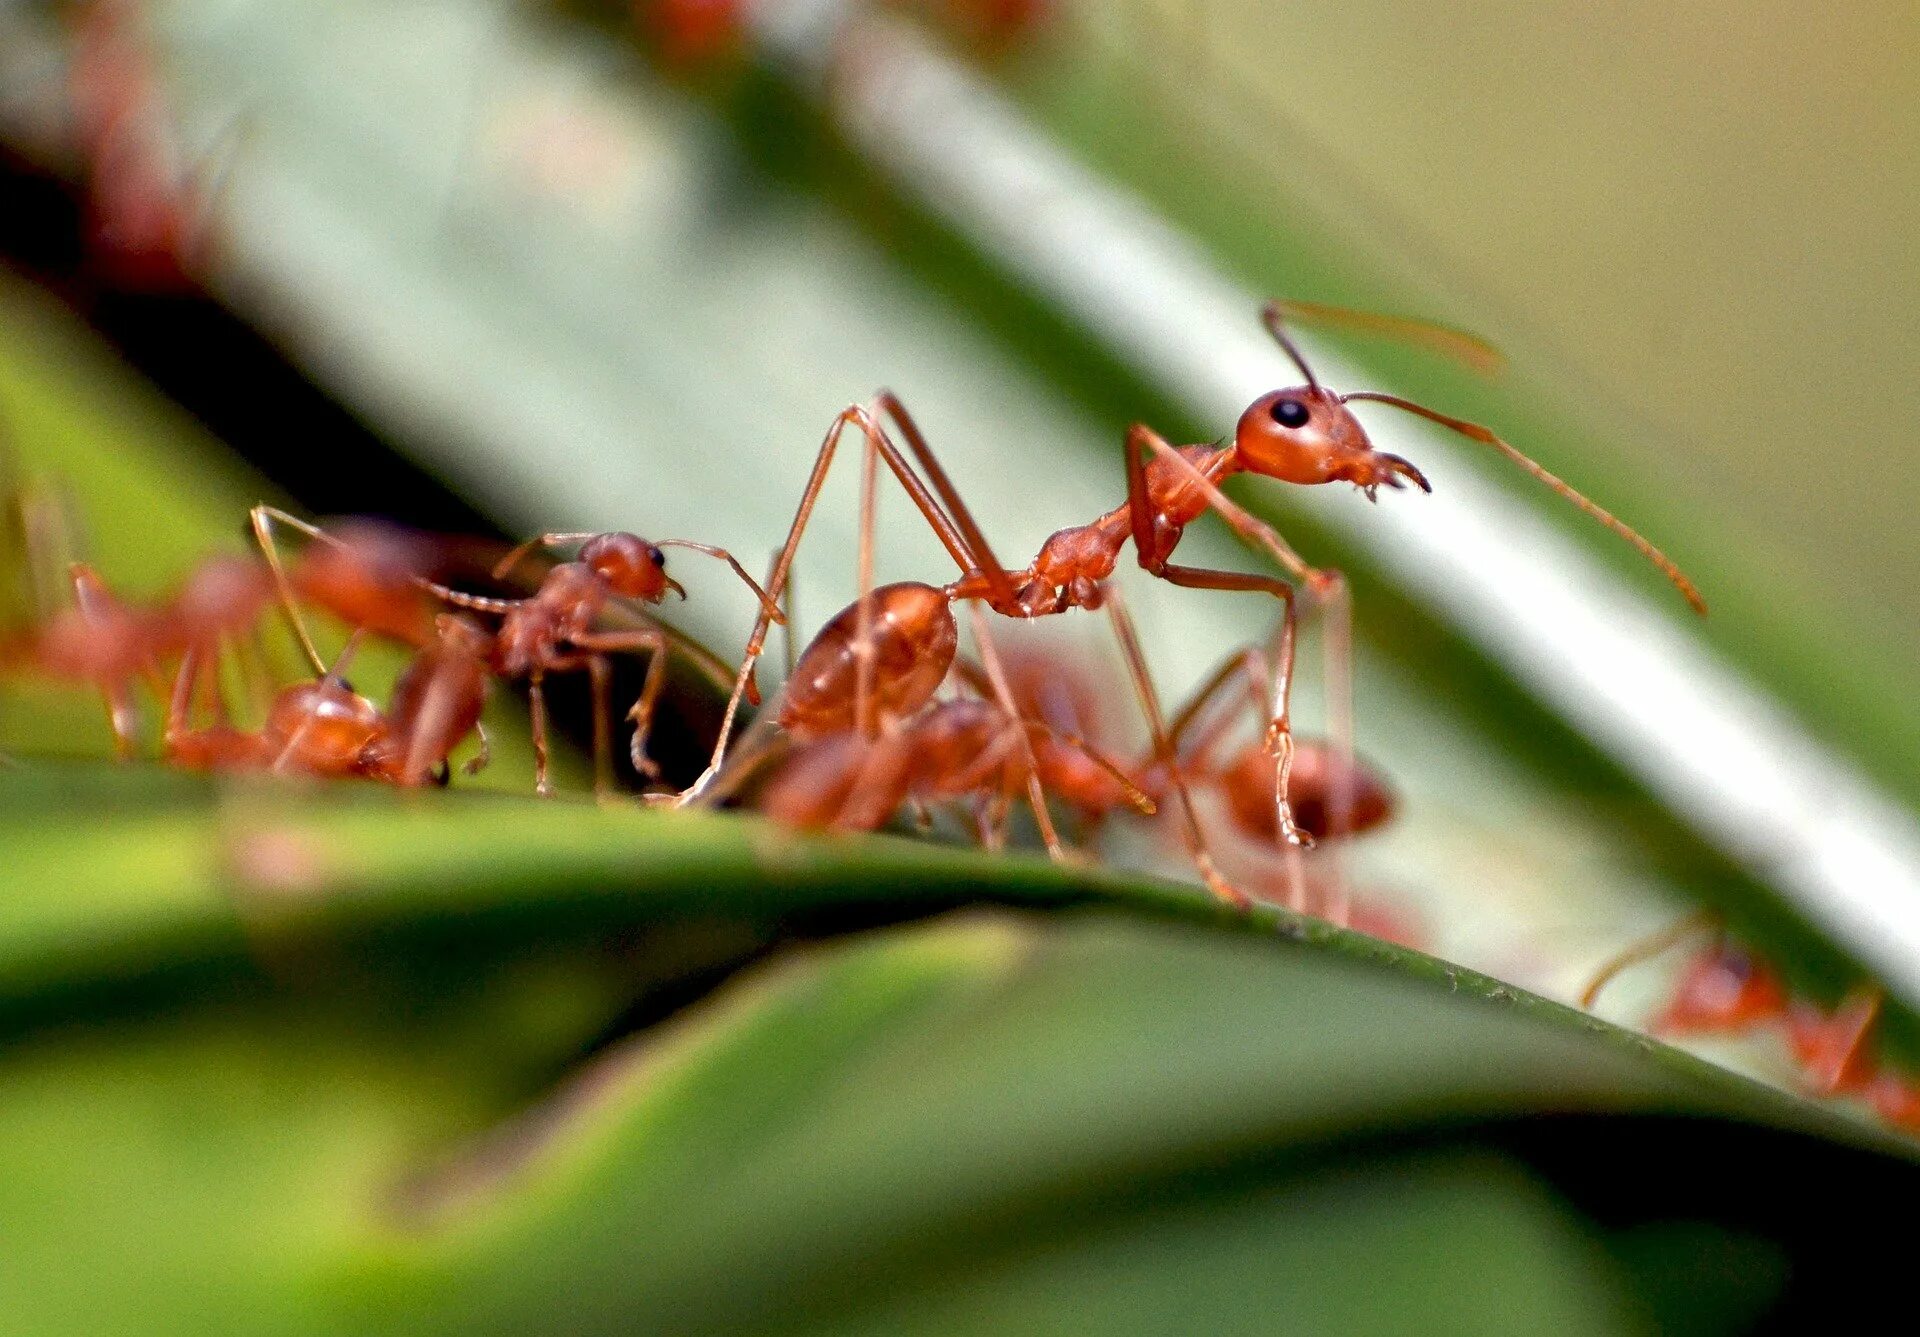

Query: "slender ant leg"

xmin=683 ymin=402 xmax=979 ymax=800
xmin=528 ymin=667 xmax=552 ymax=796
xmin=1103 ymin=585 xmax=1246 ymax=909
xmin=966 ymin=603 xmax=1067 ymax=860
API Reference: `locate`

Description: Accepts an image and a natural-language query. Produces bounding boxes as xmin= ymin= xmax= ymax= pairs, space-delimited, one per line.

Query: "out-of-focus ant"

xmin=64 ymin=0 xmax=224 ymax=294
xmin=638 ymin=0 xmax=1051 ymax=70
xmin=164 ymin=614 xmax=491 ymax=786
xmin=753 ymin=591 xmax=1151 ymax=847
xmin=1581 ymin=919 xmax=1889 ymax=1100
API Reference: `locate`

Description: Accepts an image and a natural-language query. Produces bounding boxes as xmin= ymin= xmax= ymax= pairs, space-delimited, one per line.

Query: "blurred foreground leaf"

xmin=0 ymin=764 xmax=1911 ymax=1334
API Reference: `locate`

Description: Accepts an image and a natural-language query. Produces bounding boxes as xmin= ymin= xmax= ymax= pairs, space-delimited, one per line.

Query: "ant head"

xmin=1235 ymin=388 xmax=1430 ymax=498
xmin=580 ymin=533 xmax=684 ymax=603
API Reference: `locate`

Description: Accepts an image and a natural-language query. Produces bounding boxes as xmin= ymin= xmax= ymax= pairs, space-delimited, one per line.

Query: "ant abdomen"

xmin=778 ymin=582 xmax=958 ymax=739
xmin=1214 ymin=739 xmax=1395 ymax=845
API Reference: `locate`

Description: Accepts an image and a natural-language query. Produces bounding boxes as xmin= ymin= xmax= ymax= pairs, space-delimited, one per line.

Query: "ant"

xmin=698 ymin=302 xmax=1702 ymax=907
xmin=2 ymin=563 xmax=166 ymax=757
xmin=752 ymin=597 xmax=1151 ymax=847
xmin=417 ymin=528 xmax=783 ymax=796
xmin=1581 ymin=919 xmax=1885 ymax=1099
xmin=999 ymin=631 xmax=1395 ymax=919
xmin=164 ymin=613 xmax=490 ymax=786
xmin=65 ymin=0 xmax=226 ymax=295
xmin=638 ymin=0 xmax=1050 ymax=70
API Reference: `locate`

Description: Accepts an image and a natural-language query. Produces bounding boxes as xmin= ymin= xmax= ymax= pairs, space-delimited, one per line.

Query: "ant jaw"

xmin=664 ymin=576 xmax=688 ymax=602
xmin=1376 ymin=453 xmax=1432 ymax=494
xmin=1341 ymin=451 xmax=1432 ymax=498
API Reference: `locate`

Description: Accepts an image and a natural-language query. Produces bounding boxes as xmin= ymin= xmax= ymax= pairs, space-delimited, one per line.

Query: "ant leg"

xmin=873 ymin=391 xmax=1018 ymax=607
xmin=463 ymin=721 xmax=492 ymax=777
xmin=1153 ymin=565 xmax=1310 ymax=857
xmin=587 ymin=653 xmax=613 ymax=799
xmin=67 ymin=564 xmax=139 ymax=759
xmin=528 ymin=669 xmax=553 ymax=796
xmin=569 ymin=629 xmax=671 ymax=783
xmin=1102 ymin=586 xmax=1247 ymax=909
xmin=684 ymin=403 xmax=982 ymax=797
xmin=773 ymin=549 xmax=798 ymax=678
xmin=855 ymin=412 xmax=880 ymax=738
xmin=966 ymin=603 xmax=1066 ymax=860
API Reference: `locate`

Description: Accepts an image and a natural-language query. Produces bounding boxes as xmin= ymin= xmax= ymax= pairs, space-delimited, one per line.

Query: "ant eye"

xmin=1269 ymin=398 xmax=1311 ymax=429
xmin=647 ymin=546 xmax=665 ymax=567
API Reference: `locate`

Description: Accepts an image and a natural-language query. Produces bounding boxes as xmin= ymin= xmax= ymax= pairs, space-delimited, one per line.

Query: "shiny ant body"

xmin=698 ymin=302 xmax=1701 ymax=907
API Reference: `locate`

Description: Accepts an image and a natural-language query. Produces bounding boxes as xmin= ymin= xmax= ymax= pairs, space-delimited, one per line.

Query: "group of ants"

xmin=7 ymin=292 xmax=1920 ymax=1131
xmin=24 ymin=0 xmax=1920 ymax=1137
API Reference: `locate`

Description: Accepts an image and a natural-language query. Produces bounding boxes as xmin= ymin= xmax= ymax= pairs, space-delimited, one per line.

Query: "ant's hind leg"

xmin=965 ymin=603 xmax=1066 ymax=861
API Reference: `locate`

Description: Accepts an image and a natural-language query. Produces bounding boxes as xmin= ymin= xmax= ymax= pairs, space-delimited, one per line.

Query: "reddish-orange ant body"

xmin=3 ymin=563 xmax=166 ymax=756
xmin=65 ymin=0 xmax=212 ymax=294
xmin=703 ymin=302 xmax=1701 ymax=906
xmin=753 ymin=591 xmax=1149 ymax=847
xmin=1582 ymin=924 xmax=1895 ymax=1102
xmin=418 ymin=528 xmax=781 ymax=795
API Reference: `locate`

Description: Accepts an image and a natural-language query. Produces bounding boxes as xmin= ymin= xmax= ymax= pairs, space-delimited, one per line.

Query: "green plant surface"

xmin=0 ymin=761 xmax=1908 ymax=1334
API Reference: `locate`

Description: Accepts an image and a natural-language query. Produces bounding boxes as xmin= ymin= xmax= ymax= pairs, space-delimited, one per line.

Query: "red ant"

xmin=698 ymin=302 xmax=1701 ymax=905
xmin=164 ymin=614 xmax=490 ymax=786
xmin=64 ymin=0 xmax=224 ymax=294
xmin=2 ymin=563 xmax=166 ymax=757
xmin=752 ymin=592 xmax=1150 ymax=847
xmin=639 ymin=0 xmax=1050 ymax=70
xmin=415 ymin=528 xmax=783 ymax=796
xmin=1581 ymin=920 xmax=1887 ymax=1099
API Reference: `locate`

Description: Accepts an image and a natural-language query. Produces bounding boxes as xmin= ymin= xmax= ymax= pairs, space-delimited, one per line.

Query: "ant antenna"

xmin=653 ymin=540 xmax=786 ymax=622
xmin=1271 ymin=299 xmax=1506 ymax=377
xmin=1578 ymin=908 xmax=1716 ymax=1009
xmin=249 ymin=505 xmax=334 ymax=674
xmin=1260 ymin=301 xmax=1320 ymax=392
xmin=1342 ymin=392 xmax=1708 ymax=616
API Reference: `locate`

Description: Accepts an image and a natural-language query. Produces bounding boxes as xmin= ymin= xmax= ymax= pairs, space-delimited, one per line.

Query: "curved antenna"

xmin=1343 ymin=392 xmax=1708 ymax=616
xmin=655 ymin=539 xmax=786 ymax=622
xmin=249 ymin=504 xmax=331 ymax=674
xmin=1578 ymin=909 xmax=1715 ymax=1009
xmin=1272 ymin=299 xmax=1505 ymax=376
xmin=1259 ymin=300 xmax=1319 ymax=392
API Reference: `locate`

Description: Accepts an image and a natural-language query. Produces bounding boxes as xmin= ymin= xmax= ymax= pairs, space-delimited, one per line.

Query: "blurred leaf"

xmin=0 ymin=763 xmax=1909 ymax=1333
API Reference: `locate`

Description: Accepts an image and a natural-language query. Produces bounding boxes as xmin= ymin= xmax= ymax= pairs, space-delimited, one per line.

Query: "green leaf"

xmin=0 ymin=765 xmax=1908 ymax=1334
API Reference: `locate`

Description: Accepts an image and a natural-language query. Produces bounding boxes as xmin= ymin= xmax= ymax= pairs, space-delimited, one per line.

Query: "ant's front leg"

xmin=569 ymin=629 xmax=670 ymax=787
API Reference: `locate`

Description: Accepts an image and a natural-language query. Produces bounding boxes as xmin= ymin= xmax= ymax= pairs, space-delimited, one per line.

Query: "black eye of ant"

xmin=647 ymin=546 xmax=665 ymax=567
xmin=1269 ymin=398 xmax=1311 ymax=429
